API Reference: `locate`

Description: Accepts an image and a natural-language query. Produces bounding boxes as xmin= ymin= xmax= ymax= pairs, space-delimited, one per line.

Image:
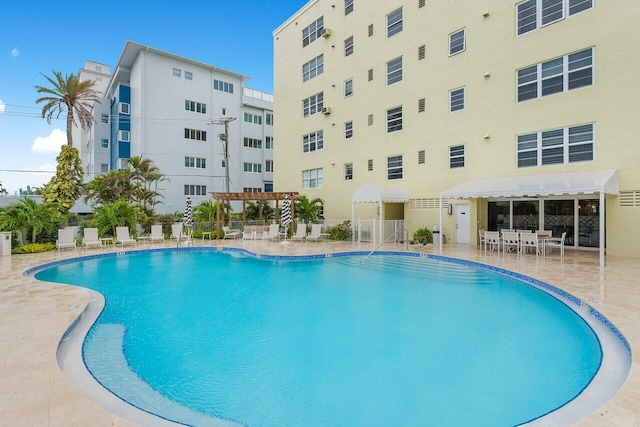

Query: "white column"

xmin=439 ymin=196 xmax=443 ymax=254
xmin=599 ymin=192 xmax=605 ymax=268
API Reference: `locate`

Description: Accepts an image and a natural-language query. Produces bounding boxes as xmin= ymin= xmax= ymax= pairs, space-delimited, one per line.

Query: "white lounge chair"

xmin=291 ymin=223 xmax=307 ymax=242
xmin=222 ymin=226 xmax=241 ymax=239
xmin=306 ymin=224 xmax=323 ymax=243
xmin=242 ymin=225 xmax=255 ymax=240
xmin=82 ymin=227 xmax=102 ymax=250
xmin=115 ymin=226 xmax=136 ymax=248
xmin=171 ymin=223 xmax=192 ymax=246
xmin=262 ymin=224 xmax=280 ymax=241
xmin=150 ymin=224 xmax=165 ymax=243
xmin=56 ymin=228 xmax=77 ymax=251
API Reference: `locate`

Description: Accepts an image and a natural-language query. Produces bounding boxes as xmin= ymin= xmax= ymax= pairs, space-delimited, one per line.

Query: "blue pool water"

xmin=37 ymin=250 xmax=603 ymax=426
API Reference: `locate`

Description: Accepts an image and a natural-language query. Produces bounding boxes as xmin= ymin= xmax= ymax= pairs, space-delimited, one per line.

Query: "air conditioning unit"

xmin=322 ymin=106 xmax=332 ymax=115
xmin=321 ymin=28 xmax=332 ymax=38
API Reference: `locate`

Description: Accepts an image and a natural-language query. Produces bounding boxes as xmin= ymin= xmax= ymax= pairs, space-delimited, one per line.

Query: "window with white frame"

xmin=387 ymin=106 xmax=403 ymax=133
xmin=345 ymin=0 xmax=353 ymax=15
xmin=101 ymin=113 xmax=109 ymax=123
xmin=266 ymin=113 xmax=273 ymax=126
xmin=517 ymin=123 xmax=593 ymax=167
xmin=244 ymin=187 xmax=263 ymax=193
xmin=344 ymin=163 xmax=353 ymax=180
xmin=517 ymin=0 xmax=592 ymax=35
xmin=101 ymin=138 xmax=109 ymax=149
xmin=185 ymin=71 xmax=193 ymax=81
xmin=266 ymin=160 xmax=274 ymax=172
xmin=303 ymin=54 xmax=324 ymax=82
xmin=449 ymin=29 xmax=466 ymax=56
xmin=449 ymin=145 xmax=465 ymax=168
xmin=344 ymin=78 xmax=353 ymax=97
xmin=244 ymin=138 xmax=262 ymax=149
xmin=387 ymin=7 xmax=403 ymax=37
xmin=386 ymin=56 xmax=403 ymax=85
xmin=303 ymin=130 xmax=324 ymax=153
xmin=100 ymin=163 xmax=108 ymax=173
xmin=243 ymin=163 xmax=262 ymax=173
xmin=303 ymin=92 xmax=324 ymax=117
xmin=302 ymin=168 xmax=323 ymax=188
xmin=302 ymin=16 xmax=324 ymax=47
xmin=185 ymin=100 xmax=206 ymax=114
xmin=184 ymin=185 xmax=207 ymax=196
xmin=345 ymin=36 xmax=354 ymax=56
xmin=266 ymin=136 xmax=274 ymax=149
xmin=449 ymin=87 xmax=465 ymax=112
xmin=243 ymin=113 xmax=263 ymax=124
xmin=118 ymin=102 xmax=130 ymax=115
xmin=185 ymin=156 xmax=206 ymax=168
xmin=213 ymin=79 xmax=234 ymax=93
xmin=345 ymin=121 xmax=353 ymax=139
xmin=517 ymin=48 xmax=593 ymax=102
xmin=172 ymin=68 xmax=181 ymax=78
xmin=118 ymin=130 xmax=130 ymax=142
xmin=387 ymin=155 xmax=403 ymax=180
xmin=184 ymin=128 xmax=207 ymax=141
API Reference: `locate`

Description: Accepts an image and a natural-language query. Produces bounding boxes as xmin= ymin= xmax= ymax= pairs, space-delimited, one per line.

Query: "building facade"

xmin=273 ymin=0 xmax=640 ymax=257
xmin=76 ymin=42 xmax=274 ymax=214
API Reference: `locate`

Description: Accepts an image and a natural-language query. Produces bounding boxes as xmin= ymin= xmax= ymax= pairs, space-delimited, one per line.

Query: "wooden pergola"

xmin=211 ymin=191 xmax=299 ymax=236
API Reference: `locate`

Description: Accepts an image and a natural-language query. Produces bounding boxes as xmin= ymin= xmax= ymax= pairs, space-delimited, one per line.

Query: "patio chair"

xmin=222 ymin=226 xmax=241 ymax=239
xmin=478 ymin=229 xmax=485 ymax=247
xmin=484 ymin=231 xmax=500 ymax=253
xmin=56 ymin=228 xmax=77 ymax=251
xmin=544 ymin=232 xmax=567 ymax=257
xmin=520 ymin=232 xmax=542 ymax=255
xmin=306 ymin=224 xmax=324 ymax=243
xmin=150 ymin=224 xmax=165 ymax=243
xmin=115 ymin=226 xmax=137 ymax=248
xmin=291 ymin=223 xmax=307 ymax=242
xmin=82 ymin=227 xmax=102 ymax=250
xmin=502 ymin=231 xmax=520 ymax=254
xmin=242 ymin=225 xmax=255 ymax=240
xmin=171 ymin=223 xmax=192 ymax=246
xmin=262 ymin=224 xmax=281 ymax=241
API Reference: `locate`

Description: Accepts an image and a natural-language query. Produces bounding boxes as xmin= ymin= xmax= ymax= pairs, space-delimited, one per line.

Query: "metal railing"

xmin=361 ymin=228 xmax=409 ymax=263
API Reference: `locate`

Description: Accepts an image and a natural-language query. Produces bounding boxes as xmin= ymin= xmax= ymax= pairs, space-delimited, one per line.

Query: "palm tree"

xmin=127 ymin=156 xmax=167 ymax=211
xmin=92 ymin=199 xmax=145 ymax=237
xmin=35 ymin=70 xmax=101 ymax=146
xmin=0 ymin=198 xmax=61 ymax=243
xmin=295 ymin=195 xmax=324 ymax=224
xmin=245 ymin=201 xmax=275 ymax=221
xmin=193 ymin=200 xmax=221 ymax=231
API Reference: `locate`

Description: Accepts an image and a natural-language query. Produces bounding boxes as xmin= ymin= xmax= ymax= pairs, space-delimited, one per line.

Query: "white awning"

xmin=440 ymin=169 xmax=618 ymax=199
xmin=352 ymin=184 xmax=410 ymax=204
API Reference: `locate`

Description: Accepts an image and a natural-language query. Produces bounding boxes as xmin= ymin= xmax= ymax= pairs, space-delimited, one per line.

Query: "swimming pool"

xmin=34 ymin=248 xmax=630 ymax=426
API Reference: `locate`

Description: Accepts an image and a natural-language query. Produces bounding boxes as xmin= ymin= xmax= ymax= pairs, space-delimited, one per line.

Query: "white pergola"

xmin=351 ymin=184 xmax=410 ymax=245
xmin=439 ymin=169 xmax=619 ymax=267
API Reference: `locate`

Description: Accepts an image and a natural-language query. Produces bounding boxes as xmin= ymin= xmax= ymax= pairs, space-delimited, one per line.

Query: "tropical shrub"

xmin=12 ymin=242 xmax=56 ymax=254
xmin=413 ymin=227 xmax=433 ymax=244
xmin=327 ymin=221 xmax=352 ymax=241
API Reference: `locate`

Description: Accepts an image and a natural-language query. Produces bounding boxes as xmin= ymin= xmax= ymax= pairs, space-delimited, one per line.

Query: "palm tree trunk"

xmin=66 ymin=111 xmax=74 ymax=146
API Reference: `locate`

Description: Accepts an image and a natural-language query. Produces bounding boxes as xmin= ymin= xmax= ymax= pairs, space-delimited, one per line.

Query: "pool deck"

xmin=0 ymin=238 xmax=638 ymax=426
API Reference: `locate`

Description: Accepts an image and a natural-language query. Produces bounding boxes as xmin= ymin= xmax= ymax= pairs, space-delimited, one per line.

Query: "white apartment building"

xmin=77 ymin=41 xmax=274 ymax=214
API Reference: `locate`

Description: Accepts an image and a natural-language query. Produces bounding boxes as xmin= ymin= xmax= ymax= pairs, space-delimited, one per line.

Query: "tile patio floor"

xmin=0 ymin=238 xmax=638 ymax=426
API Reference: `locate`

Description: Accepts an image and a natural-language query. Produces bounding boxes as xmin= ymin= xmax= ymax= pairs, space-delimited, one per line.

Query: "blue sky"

xmin=0 ymin=0 xmax=308 ymax=194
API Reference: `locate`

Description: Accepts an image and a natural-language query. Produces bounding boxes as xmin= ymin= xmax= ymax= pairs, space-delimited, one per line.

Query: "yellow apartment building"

xmin=273 ymin=0 xmax=640 ymax=260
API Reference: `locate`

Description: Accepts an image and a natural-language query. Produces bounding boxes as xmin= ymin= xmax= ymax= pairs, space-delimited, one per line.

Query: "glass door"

xmin=543 ymin=200 xmax=575 ymax=246
xmin=578 ymin=199 xmax=600 ymax=248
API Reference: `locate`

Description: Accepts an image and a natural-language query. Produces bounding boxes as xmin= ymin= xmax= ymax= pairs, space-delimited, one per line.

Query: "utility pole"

xmin=210 ymin=117 xmax=236 ymax=192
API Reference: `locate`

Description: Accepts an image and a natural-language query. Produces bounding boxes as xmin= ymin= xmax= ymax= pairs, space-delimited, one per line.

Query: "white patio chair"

xmin=501 ymin=231 xmax=520 ymax=254
xmin=56 ymin=228 xmax=77 ymax=251
xmin=544 ymin=232 xmax=567 ymax=257
xmin=82 ymin=227 xmax=102 ymax=250
xmin=150 ymin=224 xmax=165 ymax=243
xmin=262 ymin=224 xmax=281 ymax=241
xmin=291 ymin=223 xmax=307 ymax=242
xmin=306 ymin=224 xmax=324 ymax=243
xmin=478 ymin=229 xmax=485 ymax=247
xmin=115 ymin=226 xmax=137 ymax=247
xmin=222 ymin=226 xmax=241 ymax=239
xmin=242 ymin=225 xmax=255 ymax=240
xmin=484 ymin=231 xmax=500 ymax=253
xmin=170 ymin=223 xmax=192 ymax=246
xmin=520 ymin=232 xmax=542 ymax=255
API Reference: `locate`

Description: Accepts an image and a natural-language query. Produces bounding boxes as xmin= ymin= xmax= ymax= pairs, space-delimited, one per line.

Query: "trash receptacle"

xmin=0 ymin=232 xmax=11 ymax=257
xmin=432 ymin=225 xmax=440 ymax=245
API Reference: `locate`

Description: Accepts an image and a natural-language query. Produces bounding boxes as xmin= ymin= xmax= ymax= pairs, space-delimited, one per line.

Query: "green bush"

xmin=413 ymin=227 xmax=433 ymax=244
xmin=326 ymin=221 xmax=352 ymax=241
xmin=12 ymin=242 xmax=56 ymax=254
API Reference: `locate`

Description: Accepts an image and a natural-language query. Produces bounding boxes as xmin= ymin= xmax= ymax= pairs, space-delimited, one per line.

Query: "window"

xmin=344 ymin=163 xmax=353 ymax=180
xmin=303 ymin=54 xmax=324 ymax=82
xmin=387 ymin=106 xmax=403 ymax=133
xmin=100 ymin=163 xmax=108 ymax=173
xmin=266 ymin=160 xmax=274 ymax=172
xmin=118 ymin=102 xmax=130 ymax=115
xmin=302 ymin=168 xmax=323 ymax=188
xmin=185 ymin=71 xmax=193 ymax=81
xmin=100 ymin=138 xmax=109 ymax=149
xmin=244 ymin=187 xmax=263 ymax=193
xmin=345 ymin=0 xmax=353 ymax=15
xmin=517 ymin=123 xmax=594 ymax=167
xmin=449 ymin=29 xmax=465 ymax=55
xmin=418 ymin=150 xmax=426 ymax=164
xmin=266 ymin=113 xmax=273 ymax=126
xmin=387 ymin=7 xmax=403 ymax=37
xmin=222 ymin=108 xmax=227 ymax=116
xmin=418 ymin=98 xmax=426 ymax=112
xmin=368 ymin=159 xmax=373 ymax=171
xmin=368 ymin=69 xmax=373 ymax=81
xmin=185 ymin=100 xmax=206 ymax=114
xmin=344 ymin=78 xmax=353 ymax=97
xmin=118 ymin=130 xmax=130 ymax=142
xmin=184 ymin=156 xmax=206 ymax=168
xmin=303 ymin=130 xmax=324 ymax=153
xmin=368 ymin=114 xmax=373 ymax=126
xmin=244 ymin=138 xmax=262 ymax=148
xmin=345 ymin=121 xmax=353 ymax=139
xmin=184 ymin=185 xmax=207 ymax=196
xmin=101 ymin=113 xmax=109 ymax=123
xmin=184 ymin=128 xmax=207 ymax=141
xmin=449 ymin=145 xmax=465 ymax=168
xmin=266 ymin=136 xmax=274 ymax=149
xmin=243 ymin=113 xmax=263 ymax=124
xmin=302 ymin=16 xmax=324 ymax=47
xmin=243 ymin=163 xmax=262 ymax=173
xmin=213 ymin=79 xmax=234 ymax=93
xmin=517 ymin=0 xmax=593 ymax=35
xmin=517 ymin=48 xmax=593 ymax=102
xmin=345 ymin=36 xmax=354 ymax=56
xmin=419 ymin=0 xmax=426 ymax=7
xmin=172 ymin=68 xmax=181 ymax=78
xmin=303 ymin=92 xmax=324 ymax=117
xmin=386 ymin=57 xmax=403 ymax=85
xmin=449 ymin=87 xmax=465 ymax=112
xmin=368 ymin=24 xmax=374 ymax=37
xmin=418 ymin=45 xmax=426 ymax=60
xmin=387 ymin=155 xmax=403 ymax=180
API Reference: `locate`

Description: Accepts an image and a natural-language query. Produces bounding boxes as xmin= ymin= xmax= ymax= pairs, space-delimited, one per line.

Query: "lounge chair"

xmin=291 ymin=223 xmax=307 ymax=242
xmin=171 ymin=223 xmax=192 ymax=246
xmin=115 ymin=226 xmax=137 ymax=248
xmin=262 ymin=224 xmax=280 ymax=241
xmin=56 ymin=228 xmax=77 ymax=251
xmin=306 ymin=224 xmax=324 ymax=243
xmin=150 ymin=224 xmax=165 ymax=243
xmin=223 ymin=226 xmax=241 ymax=239
xmin=82 ymin=227 xmax=102 ymax=250
xmin=242 ymin=225 xmax=255 ymax=240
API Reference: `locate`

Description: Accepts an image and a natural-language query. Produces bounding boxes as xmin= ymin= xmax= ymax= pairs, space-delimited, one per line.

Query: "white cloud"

xmin=0 ymin=99 xmax=5 ymax=113
xmin=11 ymin=47 xmax=19 ymax=57
xmin=31 ymin=128 xmax=66 ymax=154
